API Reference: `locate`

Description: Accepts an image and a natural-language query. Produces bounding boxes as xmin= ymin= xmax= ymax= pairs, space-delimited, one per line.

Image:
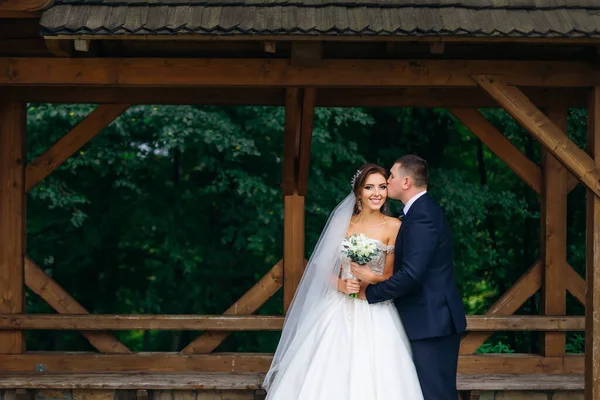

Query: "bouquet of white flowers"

xmin=341 ymin=233 xmax=382 ymax=298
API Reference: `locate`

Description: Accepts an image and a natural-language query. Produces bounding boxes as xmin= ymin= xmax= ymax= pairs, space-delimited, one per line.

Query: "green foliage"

xmin=475 ymin=341 xmax=515 ymax=354
xmin=25 ymin=104 xmax=587 ymax=353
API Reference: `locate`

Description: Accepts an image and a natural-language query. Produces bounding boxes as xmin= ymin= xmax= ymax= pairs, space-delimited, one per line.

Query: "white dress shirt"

xmin=403 ymin=190 xmax=427 ymax=215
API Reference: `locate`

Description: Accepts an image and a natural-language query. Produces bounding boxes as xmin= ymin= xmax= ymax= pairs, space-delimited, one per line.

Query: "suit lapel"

xmin=396 ymin=194 xmax=429 ymax=255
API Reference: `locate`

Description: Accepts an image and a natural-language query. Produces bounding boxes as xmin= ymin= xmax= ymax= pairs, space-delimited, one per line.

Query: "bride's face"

xmin=360 ymin=173 xmax=388 ymax=212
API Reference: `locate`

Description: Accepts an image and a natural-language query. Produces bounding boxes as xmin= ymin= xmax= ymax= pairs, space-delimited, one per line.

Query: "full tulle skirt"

xmin=265 ymin=291 xmax=424 ymax=400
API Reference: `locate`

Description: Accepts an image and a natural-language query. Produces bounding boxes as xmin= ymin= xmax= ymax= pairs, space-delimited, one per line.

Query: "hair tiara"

xmin=350 ymin=169 xmax=362 ymax=189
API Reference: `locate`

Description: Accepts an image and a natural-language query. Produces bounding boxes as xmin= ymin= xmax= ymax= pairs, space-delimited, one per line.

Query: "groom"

xmin=352 ymin=155 xmax=467 ymax=400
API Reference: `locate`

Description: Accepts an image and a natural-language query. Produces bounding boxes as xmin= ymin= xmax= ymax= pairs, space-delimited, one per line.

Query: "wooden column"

xmin=0 ymin=99 xmax=26 ymax=353
xmin=283 ymin=194 xmax=305 ymax=312
xmin=586 ymin=87 xmax=600 ymax=400
xmin=540 ymin=108 xmax=568 ymax=357
xmin=282 ymin=88 xmax=315 ymax=312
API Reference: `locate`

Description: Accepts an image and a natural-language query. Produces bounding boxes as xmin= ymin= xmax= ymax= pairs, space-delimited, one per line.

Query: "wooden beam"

xmin=282 ymin=88 xmax=301 ymax=196
xmin=566 ymin=263 xmax=586 ymax=307
xmin=460 ymin=261 xmax=542 ymax=355
xmin=0 ymin=372 xmax=584 ymax=391
xmin=473 ymin=75 xmax=600 ymax=198
xmin=0 ymin=314 xmax=582 ymax=332
xmin=0 ymin=353 xmax=583 ymax=374
xmin=296 ymin=88 xmax=316 ymax=196
xmin=0 ymin=315 xmax=286 ymax=331
xmin=540 ymin=107 xmax=569 ymax=357
xmin=0 ymin=373 xmax=266 ymax=390
xmin=0 ymin=98 xmax=26 ymax=353
xmin=36 ymin=34 xmax=600 ymax=45
xmin=0 ymin=58 xmax=597 ymax=88
xmin=8 ymin=87 xmax=588 ymax=108
xmin=0 ymin=0 xmax=52 ymax=12
xmin=450 ymin=108 xmax=542 ymax=195
xmin=283 ymin=194 xmax=305 ymax=312
xmin=25 ymin=104 xmax=130 ymax=192
xmin=467 ymin=316 xmax=584 ymax=331
xmin=585 ymin=86 xmax=600 ymax=400
xmin=44 ymin=39 xmax=73 ymax=58
xmin=181 ymin=261 xmax=283 ymax=354
xmin=459 ymin=355 xmax=583 ymax=375
xmin=290 ymin=42 xmax=323 ymax=67
xmin=24 ymin=257 xmax=131 ymax=354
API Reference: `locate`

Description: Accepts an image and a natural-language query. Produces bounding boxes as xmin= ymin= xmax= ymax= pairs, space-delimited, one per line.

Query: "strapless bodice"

xmin=340 ymin=238 xmax=394 ymax=281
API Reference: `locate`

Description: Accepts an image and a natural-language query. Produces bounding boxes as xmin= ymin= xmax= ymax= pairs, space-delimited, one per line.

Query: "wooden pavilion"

xmin=1 ymin=0 xmax=600 ymax=399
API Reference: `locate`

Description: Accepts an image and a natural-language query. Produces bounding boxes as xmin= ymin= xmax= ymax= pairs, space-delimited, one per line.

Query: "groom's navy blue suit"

xmin=366 ymin=193 xmax=466 ymax=400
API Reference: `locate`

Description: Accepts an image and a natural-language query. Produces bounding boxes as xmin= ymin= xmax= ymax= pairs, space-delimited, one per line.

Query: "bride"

xmin=263 ymin=164 xmax=424 ymax=400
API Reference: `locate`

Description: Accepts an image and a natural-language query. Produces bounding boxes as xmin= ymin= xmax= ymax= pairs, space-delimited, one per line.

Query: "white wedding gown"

xmin=265 ymin=239 xmax=424 ymax=400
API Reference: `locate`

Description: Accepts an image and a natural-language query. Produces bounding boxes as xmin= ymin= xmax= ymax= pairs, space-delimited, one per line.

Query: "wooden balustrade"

xmin=0 ymin=314 xmax=585 ymax=332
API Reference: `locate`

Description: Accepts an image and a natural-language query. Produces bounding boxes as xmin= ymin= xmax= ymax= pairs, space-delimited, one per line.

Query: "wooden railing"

xmin=0 ymin=314 xmax=586 ymax=332
xmin=0 ymin=313 xmax=585 ymax=376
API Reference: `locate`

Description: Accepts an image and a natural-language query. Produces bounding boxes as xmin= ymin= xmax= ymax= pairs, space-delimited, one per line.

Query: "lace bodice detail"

xmin=340 ymin=238 xmax=394 ymax=280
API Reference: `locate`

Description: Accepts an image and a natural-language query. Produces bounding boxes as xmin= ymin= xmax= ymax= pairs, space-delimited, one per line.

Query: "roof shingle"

xmin=40 ymin=0 xmax=600 ymax=38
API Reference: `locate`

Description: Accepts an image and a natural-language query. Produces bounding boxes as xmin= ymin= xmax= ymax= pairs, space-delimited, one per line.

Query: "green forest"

xmin=24 ymin=103 xmax=588 ymax=354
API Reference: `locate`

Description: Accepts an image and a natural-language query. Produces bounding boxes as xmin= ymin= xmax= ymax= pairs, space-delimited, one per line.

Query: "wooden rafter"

xmin=25 ymin=257 xmax=131 ymax=354
xmin=26 ymin=104 xmax=130 ymax=192
xmin=460 ymin=261 xmax=542 ymax=355
xmin=0 ymin=58 xmax=598 ymax=88
xmin=8 ymin=87 xmax=589 ymax=109
xmin=585 ymin=86 xmax=600 ymax=400
xmin=0 ymin=99 xmax=26 ymax=353
xmin=181 ymin=261 xmax=283 ymax=354
xmin=473 ymin=75 xmax=600 ymax=198
xmin=540 ymin=108 xmax=568 ymax=357
xmin=0 ymin=353 xmax=583 ymax=374
xmin=450 ymin=108 xmax=542 ymax=195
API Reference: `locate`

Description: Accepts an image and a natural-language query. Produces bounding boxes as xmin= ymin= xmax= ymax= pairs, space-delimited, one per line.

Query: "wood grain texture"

xmin=473 ymin=75 xmax=600 ymax=198
xmin=0 ymin=372 xmax=584 ymax=391
xmin=585 ymin=86 xmax=600 ymax=400
xmin=0 ymin=98 xmax=26 ymax=353
xmin=26 ymin=104 xmax=130 ymax=191
xmin=460 ymin=262 xmax=542 ymax=355
xmin=0 ymin=58 xmax=597 ymax=87
xmin=25 ymin=258 xmax=130 ymax=354
xmin=540 ymin=108 xmax=568 ymax=357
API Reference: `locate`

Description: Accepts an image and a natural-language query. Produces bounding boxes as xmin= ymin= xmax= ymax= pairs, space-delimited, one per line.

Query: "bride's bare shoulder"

xmin=384 ymin=216 xmax=401 ymax=232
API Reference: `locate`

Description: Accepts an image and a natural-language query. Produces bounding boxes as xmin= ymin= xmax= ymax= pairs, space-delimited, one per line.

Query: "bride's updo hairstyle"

xmin=351 ymin=163 xmax=390 ymax=215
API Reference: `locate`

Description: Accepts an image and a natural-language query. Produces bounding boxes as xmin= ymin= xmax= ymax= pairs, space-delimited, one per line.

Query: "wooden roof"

xmin=40 ymin=0 xmax=600 ymax=38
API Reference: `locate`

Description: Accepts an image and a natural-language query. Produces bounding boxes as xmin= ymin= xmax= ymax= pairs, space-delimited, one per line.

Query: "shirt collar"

xmin=403 ymin=190 xmax=427 ymax=215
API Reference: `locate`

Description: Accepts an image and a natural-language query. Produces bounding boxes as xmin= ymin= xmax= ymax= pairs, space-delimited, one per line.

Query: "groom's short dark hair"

xmin=396 ymin=155 xmax=428 ymax=188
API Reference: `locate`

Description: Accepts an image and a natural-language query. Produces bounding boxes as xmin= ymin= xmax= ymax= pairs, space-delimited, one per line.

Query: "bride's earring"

xmin=357 ymin=199 xmax=362 ymax=212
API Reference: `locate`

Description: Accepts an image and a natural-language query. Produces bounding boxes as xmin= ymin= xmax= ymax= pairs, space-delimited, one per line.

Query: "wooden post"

xmin=585 ymin=87 xmax=600 ymax=400
xmin=283 ymin=88 xmax=303 ymax=312
xmin=0 ymin=99 xmax=26 ymax=353
xmin=540 ymin=108 xmax=568 ymax=357
xmin=283 ymin=194 xmax=305 ymax=312
xmin=282 ymin=88 xmax=315 ymax=312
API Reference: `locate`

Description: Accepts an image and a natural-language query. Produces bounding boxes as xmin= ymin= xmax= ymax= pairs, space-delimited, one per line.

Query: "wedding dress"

xmin=263 ymin=194 xmax=424 ymax=400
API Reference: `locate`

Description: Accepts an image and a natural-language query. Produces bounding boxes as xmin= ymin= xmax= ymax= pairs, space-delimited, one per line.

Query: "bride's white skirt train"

xmin=265 ymin=292 xmax=424 ymax=400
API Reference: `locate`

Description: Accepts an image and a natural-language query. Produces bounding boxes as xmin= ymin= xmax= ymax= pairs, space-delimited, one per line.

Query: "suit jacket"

xmin=365 ymin=193 xmax=467 ymax=340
